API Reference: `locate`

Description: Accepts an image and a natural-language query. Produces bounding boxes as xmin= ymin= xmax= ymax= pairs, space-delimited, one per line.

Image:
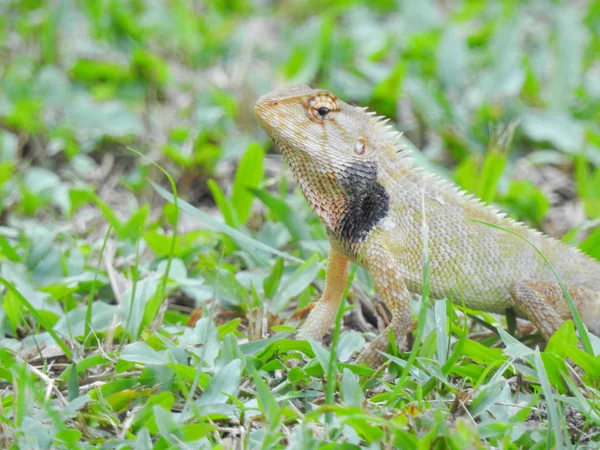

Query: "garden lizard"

xmin=254 ymin=85 xmax=600 ymax=364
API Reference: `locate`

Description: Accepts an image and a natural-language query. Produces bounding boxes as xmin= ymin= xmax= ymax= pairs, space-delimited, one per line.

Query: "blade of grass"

xmin=534 ymin=349 xmax=566 ymax=450
xmin=128 ymin=147 xmax=178 ymax=333
xmin=118 ymin=238 xmax=141 ymax=350
xmin=150 ymin=180 xmax=303 ymax=264
xmin=0 ymin=279 xmax=73 ymax=360
xmin=470 ymin=218 xmax=593 ymax=355
xmin=181 ymin=251 xmax=225 ymax=423
xmin=84 ymin=224 xmax=112 ymax=340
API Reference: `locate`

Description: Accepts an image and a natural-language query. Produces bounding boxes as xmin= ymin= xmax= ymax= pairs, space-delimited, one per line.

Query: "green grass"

xmin=1 ymin=0 xmax=600 ymax=448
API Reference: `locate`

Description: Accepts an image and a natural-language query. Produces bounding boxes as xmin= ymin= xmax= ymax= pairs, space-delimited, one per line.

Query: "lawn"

xmin=1 ymin=0 xmax=600 ymax=448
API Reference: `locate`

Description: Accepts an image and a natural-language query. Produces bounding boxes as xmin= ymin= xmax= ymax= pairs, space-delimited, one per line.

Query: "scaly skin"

xmin=254 ymin=85 xmax=600 ymax=364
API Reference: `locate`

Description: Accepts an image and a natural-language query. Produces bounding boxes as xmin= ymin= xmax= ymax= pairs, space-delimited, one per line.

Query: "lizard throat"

xmin=285 ymin=148 xmax=390 ymax=243
xmin=336 ymin=161 xmax=390 ymax=243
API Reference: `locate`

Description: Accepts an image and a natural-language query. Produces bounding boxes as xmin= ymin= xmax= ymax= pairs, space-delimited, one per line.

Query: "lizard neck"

xmin=284 ymin=148 xmax=348 ymax=232
xmin=284 ymin=147 xmax=390 ymax=243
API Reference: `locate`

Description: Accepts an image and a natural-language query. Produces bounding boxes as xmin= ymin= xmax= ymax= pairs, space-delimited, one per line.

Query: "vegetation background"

xmin=1 ymin=0 xmax=600 ymax=448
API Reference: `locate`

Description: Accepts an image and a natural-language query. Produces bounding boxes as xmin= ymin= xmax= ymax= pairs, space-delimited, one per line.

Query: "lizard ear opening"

xmin=354 ymin=138 xmax=367 ymax=155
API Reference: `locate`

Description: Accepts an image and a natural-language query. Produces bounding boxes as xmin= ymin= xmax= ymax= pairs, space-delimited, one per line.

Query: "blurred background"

xmin=1 ymin=0 xmax=600 ymax=446
xmin=2 ymin=0 xmax=599 ymax=238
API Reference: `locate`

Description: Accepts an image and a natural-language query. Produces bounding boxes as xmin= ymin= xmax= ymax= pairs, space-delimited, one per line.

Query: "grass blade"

xmin=151 ymin=180 xmax=303 ymax=264
xmin=470 ymin=218 xmax=593 ymax=355
xmin=534 ymin=349 xmax=566 ymax=450
xmin=0 ymin=278 xmax=73 ymax=360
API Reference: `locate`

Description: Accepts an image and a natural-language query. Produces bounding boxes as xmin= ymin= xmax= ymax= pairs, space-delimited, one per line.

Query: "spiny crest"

xmin=355 ymin=101 xmax=595 ymax=263
xmin=360 ymin=108 xmax=409 ymax=155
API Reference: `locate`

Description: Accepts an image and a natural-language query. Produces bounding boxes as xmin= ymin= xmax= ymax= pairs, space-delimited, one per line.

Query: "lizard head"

xmin=255 ymin=85 xmax=390 ymax=243
xmin=254 ymin=85 xmax=380 ymax=162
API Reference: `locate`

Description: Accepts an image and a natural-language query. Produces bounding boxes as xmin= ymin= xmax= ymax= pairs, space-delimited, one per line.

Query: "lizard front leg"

xmin=298 ymin=250 xmax=349 ymax=341
xmin=356 ymin=244 xmax=413 ymax=365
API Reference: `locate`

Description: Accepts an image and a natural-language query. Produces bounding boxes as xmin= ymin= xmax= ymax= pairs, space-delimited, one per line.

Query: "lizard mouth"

xmin=253 ymin=97 xmax=277 ymax=133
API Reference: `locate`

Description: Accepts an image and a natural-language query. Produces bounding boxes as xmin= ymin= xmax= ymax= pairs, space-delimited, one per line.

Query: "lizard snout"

xmin=253 ymin=96 xmax=272 ymax=128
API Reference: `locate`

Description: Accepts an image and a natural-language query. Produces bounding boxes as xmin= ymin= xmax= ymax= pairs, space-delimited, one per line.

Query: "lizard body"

xmin=254 ymin=85 xmax=600 ymax=364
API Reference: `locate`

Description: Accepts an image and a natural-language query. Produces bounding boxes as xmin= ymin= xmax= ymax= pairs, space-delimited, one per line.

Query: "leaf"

xmin=454 ymin=156 xmax=478 ymax=195
xmin=434 ymin=299 xmax=448 ymax=366
xmin=337 ymin=331 xmax=365 ymax=363
xmin=121 ymin=205 xmax=150 ymax=243
xmin=66 ymin=363 xmax=80 ymax=402
xmin=436 ymin=26 xmax=469 ymax=90
xmin=64 ymin=96 xmax=143 ymax=141
xmin=549 ymin=5 xmax=586 ymax=110
xmin=461 ymin=339 xmax=506 ymax=365
xmin=534 ymin=349 xmax=566 ymax=450
xmin=263 ymin=257 xmax=284 ymax=299
xmin=151 ymin=181 xmax=302 ymax=263
xmin=120 ymin=276 xmax=161 ymax=337
xmin=250 ymin=188 xmax=309 ymax=241
xmin=522 ymin=111 xmax=584 ymax=154
xmin=207 ymin=179 xmax=240 ymax=228
xmin=252 ymin=369 xmax=282 ymax=429
xmin=231 ymin=142 xmax=264 ymax=224
xmin=477 ymin=149 xmax=507 ymax=204
xmin=271 ymin=255 xmax=321 ymax=312
xmin=469 ymin=380 xmax=507 ymax=418
xmin=152 ymin=405 xmax=181 ymax=444
xmin=0 ymin=277 xmax=72 ymax=360
xmin=120 ymin=342 xmax=167 ymax=365
xmin=308 ymin=338 xmax=330 ymax=373
xmin=546 ymin=320 xmax=577 ymax=356
xmin=341 ymin=368 xmax=364 ymax=408
xmin=196 ymin=359 xmax=242 ymax=407
xmin=579 ymin=226 xmax=600 ymax=260
xmin=504 ymin=180 xmax=550 ymax=224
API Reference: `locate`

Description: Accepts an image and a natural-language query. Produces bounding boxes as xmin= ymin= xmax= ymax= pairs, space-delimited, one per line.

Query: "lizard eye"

xmin=317 ymin=106 xmax=331 ymax=118
xmin=307 ymin=94 xmax=338 ymax=121
xmin=354 ymin=138 xmax=366 ymax=155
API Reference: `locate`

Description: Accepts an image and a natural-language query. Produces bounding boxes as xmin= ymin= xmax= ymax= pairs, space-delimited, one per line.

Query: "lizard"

xmin=254 ymin=84 xmax=600 ymax=365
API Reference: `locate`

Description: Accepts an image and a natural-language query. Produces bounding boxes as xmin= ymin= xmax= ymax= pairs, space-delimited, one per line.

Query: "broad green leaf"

xmin=153 ymin=405 xmax=181 ymax=444
xmin=196 ymin=359 xmax=242 ymax=407
xmin=549 ymin=5 xmax=586 ymax=110
xmin=121 ymin=205 xmax=150 ymax=242
xmin=263 ymin=257 xmax=284 ymax=299
xmin=546 ymin=320 xmax=577 ymax=356
xmin=504 ymin=180 xmax=550 ymax=224
xmin=151 ymin=181 xmax=302 ymax=263
xmin=434 ymin=299 xmax=448 ymax=366
xmin=477 ymin=149 xmax=507 ymax=204
xmin=469 ymin=380 xmax=507 ymax=418
xmin=207 ymin=179 xmax=240 ymax=228
xmin=231 ymin=142 xmax=264 ymax=224
xmin=271 ymin=255 xmax=321 ymax=312
xmin=436 ymin=26 xmax=469 ymax=90
xmin=522 ymin=111 xmax=584 ymax=154
xmin=252 ymin=369 xmax=282 ymax=431
xmin=250 ymin=188 xmax=309 ymax=241
xmin=337 ymin=331 xmax=365 ymax=363
xmin=580 ymin=226 xmax=600 ymax=260
xmin=341 ymin=368 xmax=364 ymax=408
xmin=461 ymin=339 xmax=506 ymax=365
xmin=454 ymin=155 xmax=478 ymax=193
xmin=120 ymin=342 xmax=167 ymax=365
xmin=308 ymin=338 xmax=330 ymax=373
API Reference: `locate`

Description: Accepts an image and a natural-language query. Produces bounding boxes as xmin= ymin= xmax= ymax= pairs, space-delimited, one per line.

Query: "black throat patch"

xmin=335 ymin=161 xmax=390 ymax=243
